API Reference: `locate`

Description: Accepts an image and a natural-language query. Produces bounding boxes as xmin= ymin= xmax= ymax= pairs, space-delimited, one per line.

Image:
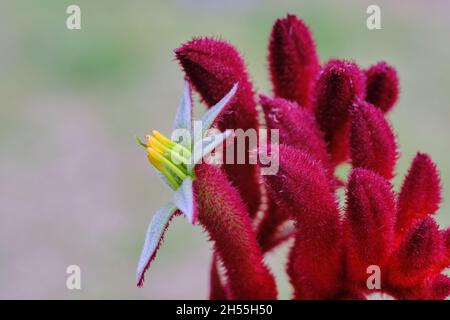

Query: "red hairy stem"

xmin=268 ymin=14 xmax=320 ymax=110
xmin=314 ymin=59 xmax=365 ymax=166
xmin=209 ymin=252 xmax=228 ymax=300
xmin=175 ymin=38 xmax=261 ymax=217
xmin=264 ymin=145 xmax=342 ymax=299
xmin=345 ymin=169 xmax=396 ymax=284
xmin=194 ymin=163 xmax=277 ymax=300
xmin=350 ymin=101 xmax=398 ymax=180
xmin=396 ymin=153 xmax=441 ymax=237
xmin=256 ymin=197 xmax=290 ymax=252
xmin=365 ymin=61 xmax=399 ymax=113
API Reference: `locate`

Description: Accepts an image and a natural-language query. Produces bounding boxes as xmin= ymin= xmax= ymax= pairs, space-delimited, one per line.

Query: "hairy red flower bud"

xmin=388 ymin=217 xmax=444 ymax=287
xmin=175 ymin=37 xmax=258 ymax=131
xmin=396 ymin=153 xmax=441 ymax=235
xmin=264 ymin=145 xmax=341 ymax=299
xmin=429 ymin=275 xmax=450 ymax=300
xmin=345 ymin=169 xmax=396 ymax=282
xmin=195 ymin=163 xmax=277 ymax=300
xmin=314 ymin=59 xmax=365 ymax=165
xmin=260 ymin=95 xmax=330 ymax=169
xmin=268 ymin=14 xmax=319 ymax=109
xmin=350 ymin=101 xmax=397 ymax=180
xmin=365 ymin=61 xmax=399 ymax=113
xmin=175 ymin=38 xmax=261 ymax=217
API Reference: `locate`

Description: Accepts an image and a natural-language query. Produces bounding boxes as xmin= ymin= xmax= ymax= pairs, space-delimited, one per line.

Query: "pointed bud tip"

xmin=350 ymin=100 xmax=397 ymax=179
xmin=365 ymin=61 xmax=399 ymax=113
xmin=397 ymin=151 xmax=442 ymax=233
xmin=269 ymin=14 xmax=319 ymax=108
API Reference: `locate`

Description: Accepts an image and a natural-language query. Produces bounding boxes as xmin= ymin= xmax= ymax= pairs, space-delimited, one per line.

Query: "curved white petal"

xmin=136 ymin=202 xmax=177 ymax=285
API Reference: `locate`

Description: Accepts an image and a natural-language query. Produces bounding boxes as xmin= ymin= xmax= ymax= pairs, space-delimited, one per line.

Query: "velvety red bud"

xmin=175 ymin=38 xmax=261 ymax=217
xmin=388 ymin=217 xmax=444 ymax=287
xmin=260 ymin=95 xmax=330 ymax=170
xmin=345 ymin=169 xmax=396 ymax=281
xmin=429 ymin=275 xmax=450 ymax=300
xmin=175 ymin=37 xmax=258 ymax=131
xmin=268 ymin=14 xmax=319 ymax=109
xmin=396 ymin=153 xmax=441 ymax=234
xmin=264 ymin=145 xmax=341 ymax=299
xmin=314 ymin=59 xmax=365 ymax=165
xmin=350 ymin=101 xmax=398 ymax=180
xmin=365 ymin=61 xmax=399 ymax=113
xmin=195 ymin=163 xmax=277 ymax=300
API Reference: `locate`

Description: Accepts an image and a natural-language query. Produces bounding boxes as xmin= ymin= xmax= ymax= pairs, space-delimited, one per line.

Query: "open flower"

xmin=135 ymin=81 xmax=236 ymax=283
xmin=135 ymin=82 xmax=277 ymax=299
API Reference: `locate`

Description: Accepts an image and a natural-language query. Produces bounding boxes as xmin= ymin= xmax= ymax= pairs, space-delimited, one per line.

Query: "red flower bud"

xmin=268 ymin=14 xmax=319 ymax=109
xmin=345 ymin=169 xmax=396 ymax=282
xmin=350 ymin=101 xmax=397 ymax=180
xmin=388 ymin=217 xmax=444 ymax=287
xmin=314 ymin=59 xmax=365 ymax=165
xmin=365 ymin=61 xmax=399 ymax=113
xmin=264 ymin=145 xmax=342 ymax=299
xmin=260 ymin=95 xmax=330 ymax=169
xmin=396 ymin=153 xmax=441 ymax=234
xmin=429 ymin=275 xmax=450 ymax=300
xmin=175 ymin=37 xmax=258 ymax=131
xmin=195 ymin=163 xmax=277 ymax=300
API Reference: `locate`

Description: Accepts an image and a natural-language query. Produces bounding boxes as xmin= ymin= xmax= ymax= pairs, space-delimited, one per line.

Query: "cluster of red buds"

xmin=135 ymin=14 xmax=450 ymax=300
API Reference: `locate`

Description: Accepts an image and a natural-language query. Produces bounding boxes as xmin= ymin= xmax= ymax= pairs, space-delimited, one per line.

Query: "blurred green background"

xmin=0 ymin=0 xmax=449 ymax=299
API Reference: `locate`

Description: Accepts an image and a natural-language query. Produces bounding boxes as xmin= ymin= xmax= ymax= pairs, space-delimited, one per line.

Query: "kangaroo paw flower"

xmin=268 ymin=14 xmax=319 ymax=110
xmin=195 ymin=163 xmax=277 ymax=299
xmin=136 ymin=82 xmax=237 ymax=286
xmin=350 ymin=101 xmax=398 ymax=180
xmin=314 ymin=59 xmax=365 ymax=166
xmin=345 ymin=169 xmax=396 ymax=283
xmin=396 ymin=152 xmax=441 ymax=235
xmin=263 ymin=144 xmax=342 ymax=299
xmin=388 ymin=217 xmax=444 ymax=288
xmin=365 ymin=61 xmax=399 ymax=113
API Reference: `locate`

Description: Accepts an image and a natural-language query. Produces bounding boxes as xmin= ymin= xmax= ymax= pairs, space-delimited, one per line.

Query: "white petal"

xmin=172 ymin=176 xmax=196 ymax=224
xmin=172 ymin=80 xmax=192 ymax=149
xmin=195 ymin=83 xmax=238 ymax=143
xmin=188 ymin=130 xmax=232 ymax=171
xmin=136 ymin=202 xmax=177 ymax=285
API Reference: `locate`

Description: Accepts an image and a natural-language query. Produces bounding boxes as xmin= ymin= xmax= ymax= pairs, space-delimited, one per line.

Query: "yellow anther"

xmin=147 ymin=135 xmax=165 ymax=155
xmin=147 ymin=154 xmax=180 ymax=189
xmin=152 ymin=130 xmax=175 ymax=148
xmin=148 ymin=147 xmax=187 ymax=181
xmin=148 ymin=152 xmax=164 ymax=171
xmin=148 ymin=136 xmax=188 ymax=166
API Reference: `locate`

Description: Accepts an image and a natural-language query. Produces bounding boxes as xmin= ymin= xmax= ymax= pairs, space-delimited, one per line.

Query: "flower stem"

xmin=194 ymin=163 xmax=277 ymax=300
